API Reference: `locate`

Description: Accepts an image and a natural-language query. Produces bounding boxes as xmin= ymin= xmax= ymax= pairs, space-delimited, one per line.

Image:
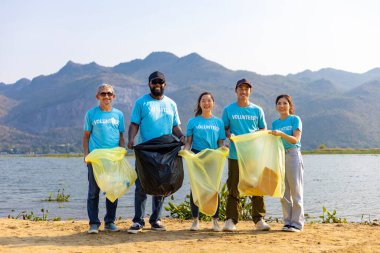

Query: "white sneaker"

xmin=288 ymin=226 xmax=302 ymax=233
xmin=256 ymin=219 xmax=270 ymax=231
xmin=223 ymin=219 xmax=236 ymax=232
xmin=212 ymin=218 xmax=221 ymax=232
xmin=189 ymin=219 xmax=199 ymax=231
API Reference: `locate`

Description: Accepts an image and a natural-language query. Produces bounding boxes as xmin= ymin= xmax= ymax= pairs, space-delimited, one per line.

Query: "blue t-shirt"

xmin=186 ymin=115 xmax=226 ymax=150
xmin=84 ymin=106 xmax=125 ymax=152
xmin=130 ymin=94 xmax=180 ymax=143
xmin=222 ymin=102 xmax=267 ymax=159
xmin=272 ymin=115 xmax=302 ymax=150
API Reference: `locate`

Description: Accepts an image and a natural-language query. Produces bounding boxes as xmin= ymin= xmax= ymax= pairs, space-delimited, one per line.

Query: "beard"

xmin=150 ymin=86 xmax=164 ymax=97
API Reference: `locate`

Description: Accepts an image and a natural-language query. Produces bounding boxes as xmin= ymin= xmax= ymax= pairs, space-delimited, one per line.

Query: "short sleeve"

xmin=218 ymin=119 xmax=226 ymax=140
xmin=293 ymin=116 xmax=302 ymax=132
xmin=130 ymin=101 xmax=141 ymax=125
xmin=84 ymin=111 xmax=92 ymax=131
xmin=186 ymin=119 xmax=194 ymax=137
xmin=258 ymin=107 xmax=267 ymax=129
xmin=222 ymin=108 xmax=229 ymax=127
xmin=119 ymin=112 xmax=126 ymax=133
xmin=172 ymin=102 xmax=181 ymax=126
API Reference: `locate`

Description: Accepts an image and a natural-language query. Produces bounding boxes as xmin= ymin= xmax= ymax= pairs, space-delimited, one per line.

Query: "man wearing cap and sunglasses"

xmin=83 ymin=84 xmax=125 ymax=234
xmin=127 ymin=71 xmax=185 ymax=234
xmin=221 ymin=78 xmax=271 ymax=232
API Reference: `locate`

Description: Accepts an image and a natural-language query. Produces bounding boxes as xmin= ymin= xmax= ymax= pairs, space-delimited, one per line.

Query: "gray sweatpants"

xmin=281 ymin=148 xmax=304 ymax=229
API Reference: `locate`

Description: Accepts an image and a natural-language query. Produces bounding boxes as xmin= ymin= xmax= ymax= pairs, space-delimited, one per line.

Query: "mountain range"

xmin=1 ymin=51 xmax=380 ymax=153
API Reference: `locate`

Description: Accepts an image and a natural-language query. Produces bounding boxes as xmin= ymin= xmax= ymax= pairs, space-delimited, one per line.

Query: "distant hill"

xmin=1 ymin=51 xmax=380 ymax=153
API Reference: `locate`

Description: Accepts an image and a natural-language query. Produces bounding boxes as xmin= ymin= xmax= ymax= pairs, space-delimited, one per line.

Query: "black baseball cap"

xmin=235 ymin=78 xmax=252 ymax=89
xmin=149 ymin=71 xmax=165 ymax=82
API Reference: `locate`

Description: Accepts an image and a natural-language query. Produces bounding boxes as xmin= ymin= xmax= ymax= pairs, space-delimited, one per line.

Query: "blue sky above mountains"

xmin=1 ymin=0 xmax=380 ymax=83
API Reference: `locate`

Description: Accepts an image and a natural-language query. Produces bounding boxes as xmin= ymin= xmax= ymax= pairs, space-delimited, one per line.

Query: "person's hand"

xmin=179 ymin=136 xmax=186 ymax=145
xmin=127 ymin=140 xmax=134 ymax=150
xmin=220 ymin=146 xmax=229 ymax=152
xmin=83 ymin=154 xmax=89 ymax=164
xmin=269 ymin=130 xmax=282 ymax=137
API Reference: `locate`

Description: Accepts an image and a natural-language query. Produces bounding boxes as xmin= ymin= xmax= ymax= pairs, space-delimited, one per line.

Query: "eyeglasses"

xmin=99 ymin=92 xmax=114 ymax=97
xmin=151 ymin=79 xmax=165 ymax=85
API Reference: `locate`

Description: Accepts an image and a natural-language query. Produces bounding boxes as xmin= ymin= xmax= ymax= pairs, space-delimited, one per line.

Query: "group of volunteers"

xmin=82 ymin=70 xmax=304 ymax=235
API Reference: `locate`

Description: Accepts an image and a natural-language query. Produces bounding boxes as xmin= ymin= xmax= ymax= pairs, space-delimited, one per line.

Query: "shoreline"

xmin=1 ymin=148 xmax=380 ymax=157
xmin=1 ymin=218 xmax=379 ymax=253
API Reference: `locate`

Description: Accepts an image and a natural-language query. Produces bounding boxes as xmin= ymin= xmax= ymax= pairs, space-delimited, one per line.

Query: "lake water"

xmin=0 ymin=155 xmax=379 ymax=222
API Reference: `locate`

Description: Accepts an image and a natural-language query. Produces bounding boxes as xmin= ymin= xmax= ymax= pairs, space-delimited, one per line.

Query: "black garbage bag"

xmin=134 ymin=134 xmax=184 ymax=196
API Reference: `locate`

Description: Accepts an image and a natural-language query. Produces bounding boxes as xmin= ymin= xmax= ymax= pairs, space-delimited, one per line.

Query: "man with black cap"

xmin=221 ymin=78 xmax=270 ymax=232
xmin=127 ymin=71 xmax=185 ymax=234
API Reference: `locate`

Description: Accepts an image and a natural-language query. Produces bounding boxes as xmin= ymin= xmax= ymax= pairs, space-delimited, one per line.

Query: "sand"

xmin=0 ymin=218 xmax=379 ymax=253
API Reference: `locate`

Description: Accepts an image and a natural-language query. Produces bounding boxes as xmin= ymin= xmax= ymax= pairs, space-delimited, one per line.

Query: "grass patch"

xmin=8 ymin=209 xmax=61 ymax=221
xmin=42 ymin=189 xmax=70 ymax=202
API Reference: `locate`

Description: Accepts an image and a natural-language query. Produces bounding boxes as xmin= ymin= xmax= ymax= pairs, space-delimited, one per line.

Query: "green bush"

xmin=319 ymin=206 xmax=347 ymax=223
xmin=43 ymin=188 xmax=70 ymax=202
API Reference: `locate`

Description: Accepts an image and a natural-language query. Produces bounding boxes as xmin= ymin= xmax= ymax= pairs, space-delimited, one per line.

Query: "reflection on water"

xmin=0 ymin=155 xmax=379 ymax=222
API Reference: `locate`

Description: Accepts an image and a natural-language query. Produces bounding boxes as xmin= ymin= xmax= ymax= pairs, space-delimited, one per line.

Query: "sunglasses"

xmin=99 ymin=92 xmax=114 ymax=97
xmin=151 ymin=79 xmax=165 ymax=85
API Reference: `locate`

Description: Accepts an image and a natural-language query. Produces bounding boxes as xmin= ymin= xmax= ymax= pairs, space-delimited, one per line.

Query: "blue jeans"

xmin=87 ymin=163 xmax=118 ymax=225
xmin=132 ymin=176 xmax=165 ymax=226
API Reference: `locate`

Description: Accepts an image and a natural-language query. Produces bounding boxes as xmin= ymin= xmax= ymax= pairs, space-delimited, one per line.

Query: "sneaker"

xmin=288 ymin=226 xmax=302 ymax=233
xmin=223 ymin=219 xmax=236 ymax=232
xmin=282 ymin=225 xmax=291 ymax=231
xmin=190 ymin=219 xmax=199 ymax=231
xmin=151 ymin=221 xmax=166 ymax=231
xmin=88 ymin=224 xmax=99 ymax=234
xmin=212 ymin=218 xmax=221 ymax=232
xmin=256 ymin=219 xmax=271 ymax=231
xmin=127 ymin=222 xmax=143 ymax=234
xmin=104 ymin=223 xmax=120 ymax=232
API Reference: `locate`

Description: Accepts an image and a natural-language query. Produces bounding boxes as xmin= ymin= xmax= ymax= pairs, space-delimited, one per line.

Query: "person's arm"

xmin=225 ymin=126 xmax=231 ymax=140
xmin=172 ymin=125 xmax=186 ymax=144
xmin=184 ymin=135 xmax=192 ymax=150
xmin=119 ymin=132 xmax=125 ymax=148
xmin=270 ymin=129 xmax=301 ymax=144
xmin=218 ymin=120 xmax=227 ymax=148
xmin=224 ymin=126 xmax=232 ymax=147
xmin=127 ymin=123 xmax=139 ymax=149
xmin=82 ymin=130 xmax=91 ymax=163
xmin=258 ymin=108 xmax=267 ymax=131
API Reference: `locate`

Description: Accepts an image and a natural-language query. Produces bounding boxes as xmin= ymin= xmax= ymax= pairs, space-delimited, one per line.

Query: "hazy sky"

xmin=1 ymin=0 xmax=380 ymax=83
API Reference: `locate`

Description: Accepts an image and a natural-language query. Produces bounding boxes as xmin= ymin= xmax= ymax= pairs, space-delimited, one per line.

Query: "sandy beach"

xmin=0 ymin=218 xmax=379 ymax=253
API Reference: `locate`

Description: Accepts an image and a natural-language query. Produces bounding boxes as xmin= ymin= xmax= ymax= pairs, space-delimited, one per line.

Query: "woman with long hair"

xmin=184 ymin=91 xmax=226 ymax=231
xmin=269 ymin=94 xmax=304 ymax=232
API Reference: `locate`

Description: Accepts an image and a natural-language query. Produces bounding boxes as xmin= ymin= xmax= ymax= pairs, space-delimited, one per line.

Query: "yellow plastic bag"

xmin=85 ymin=147 xmax=137 ymax=202
xmin=178 ymin=147 xmax=229 ymax=216
xmin=231 ymin=131 xmax=285 ymax=198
